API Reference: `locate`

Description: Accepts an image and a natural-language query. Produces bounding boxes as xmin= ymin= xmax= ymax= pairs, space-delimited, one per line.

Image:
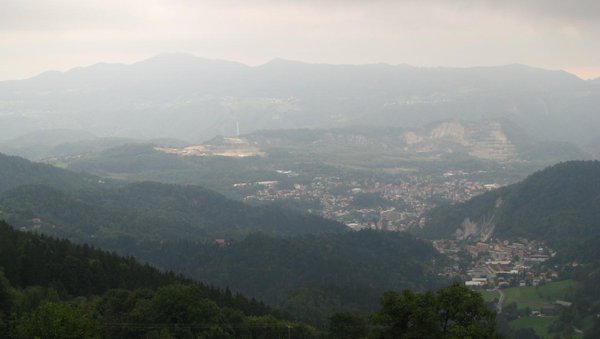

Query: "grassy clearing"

xmin=537 ymin=279 xmax=575 ymax=300
xmin=510 ymin=316 xmax=558 ymax=338
xmin=480 ymin=289 xmax=499 ymax=303
xmin=504 ymin=280 xmax=578 ymax=338
xmin=503 ymin=280 xmax=574 ymax=310
xmin=504 ymin=285 xmax=546 ymax=309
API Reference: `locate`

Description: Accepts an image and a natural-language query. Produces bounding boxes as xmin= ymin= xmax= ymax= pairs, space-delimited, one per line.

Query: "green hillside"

xmin=0 ymin=182 xmax=347 ymax=245
xmin=130 ymin=230 xmax=446 ymax=323
xmin=419 ymin=161 xmax=600 ymax=337
xmin=419 ymin=161 xmax=600 ymax=249
xmin=0 ymin=220 xmax=313 ymax=338
xmin=0 ymin=220 xmax=496 ymax=338
xmin=0 ymin=153 xmax=97 ymax=193
xmin=0 ymin=152 xmax=448 ymax=323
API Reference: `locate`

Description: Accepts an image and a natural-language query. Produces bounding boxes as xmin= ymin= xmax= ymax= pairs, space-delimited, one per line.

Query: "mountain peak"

xmin=136 ymin=53 xmax=247 ymax=69
xmin=260 ymin=58 xmax=312 ymax=68
xmin=139 ymin=52 xmax=203 ymax=63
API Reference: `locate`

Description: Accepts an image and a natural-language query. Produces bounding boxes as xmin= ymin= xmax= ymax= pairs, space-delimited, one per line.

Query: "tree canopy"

xmin=370 ymin=283 xmax=497 ymax=339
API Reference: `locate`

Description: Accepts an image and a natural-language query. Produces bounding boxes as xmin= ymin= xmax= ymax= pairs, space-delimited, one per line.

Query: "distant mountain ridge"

xmin=1 ymin=53 xmax=598 ymax=146
xmin=417 ymin=161 xmax=600 ymax=249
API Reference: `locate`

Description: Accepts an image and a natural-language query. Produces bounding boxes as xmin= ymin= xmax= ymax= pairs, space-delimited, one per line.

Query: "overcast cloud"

xmin=1 ymin=0 xmax=599 ymax=80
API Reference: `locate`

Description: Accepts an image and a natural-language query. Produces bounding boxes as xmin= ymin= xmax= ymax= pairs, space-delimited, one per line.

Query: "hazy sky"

xmin=2 ymin=0 xmax=600 ymax=80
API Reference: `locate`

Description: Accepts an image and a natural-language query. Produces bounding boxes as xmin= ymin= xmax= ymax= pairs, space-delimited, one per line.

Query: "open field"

xmin=510 ymin=316 xmax=559 ymax=338
xmin=537 ymin=279 xmax=575 ymax=300
xmin=503 ymin=280 xmax=575 ymax=310
xmin=480 ymin=289 xmax=500 ymax=303
xmin=504 ymin=285 xmax=547 ymax=310
xmin=501 ymin=280 xmax=577 ymax=338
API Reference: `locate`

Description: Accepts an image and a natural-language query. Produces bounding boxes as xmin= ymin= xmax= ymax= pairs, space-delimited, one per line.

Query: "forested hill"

xmin=0 ymin=220 xmax=333 ymax=338
xmin=418 ymin=161 xmax=600 ymax=249
xmin=0 ymin=220 xmax=270 ymax=314
xmin=1 ymin=186 xmax=447 ymax=322
xmin=0 ymin=152 xmax=97 ymax=193
xmin=0 ymin=182 xmax=347 ymax=245
xmin=0 ymin=219 xmax=494 ymax=339
xmin=0 ymin=153 xmax=347 ymax=244
xmin=0 ymin=221 xmax=171 ymax=295
xmin=0 ymin=153 xmax=448 ymax=325
xmin=131 ymin=230 xmax=447 ymax=324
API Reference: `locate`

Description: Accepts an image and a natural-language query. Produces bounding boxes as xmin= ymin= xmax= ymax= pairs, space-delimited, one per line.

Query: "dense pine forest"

xmin=0 ymin=220 xmax=498 ymax=338
xmin=132 ymin=230 xmax=446 ymax=323
xmin=0 ymin=221 xmax=315 ymax=338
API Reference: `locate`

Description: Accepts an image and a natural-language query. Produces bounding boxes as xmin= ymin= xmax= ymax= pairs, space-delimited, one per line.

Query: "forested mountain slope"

xmin=0 ymin=153 xmax=449 ymax=323
xmin=0 ymin=152 xmax=347 ymax=245
xmin=0 ymin=221 xmax=327 ymax=338
xmin=0 ymin=182 xmax=347 ymax=245
xmin=0 ymin=153 xmax=97 ymax=193
xmin=130 ymin=230 xmax=446 ymax=323
xmin=418 ymin=161 xmax=600 ymax=249
xmin=0 ymin=221 xmax=177 ymax=296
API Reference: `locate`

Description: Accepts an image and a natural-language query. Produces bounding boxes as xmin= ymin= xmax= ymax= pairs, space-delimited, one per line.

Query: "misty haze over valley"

xmin=2 ymin=1 xmax=600 ymax=338
xmin=1 ymin=53 xmax=599 ymax=147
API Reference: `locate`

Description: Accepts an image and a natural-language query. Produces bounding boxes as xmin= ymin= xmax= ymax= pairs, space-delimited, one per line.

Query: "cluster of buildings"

xmin=235 ymin=171 xmax=499 ymax=231
xmin=434 ymin=238 xmax=558 ymax=288
xmin=232 ymin=168 xmax=565 ymax=292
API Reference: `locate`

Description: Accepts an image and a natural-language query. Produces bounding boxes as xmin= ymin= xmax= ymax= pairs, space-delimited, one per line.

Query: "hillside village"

xmin=235 ymin=170 xmax=500 ymax=231
xmin=232 ymin=165 xmax=563 ymax=293
xmin=434 ymin=238 xmax=558 ymax=289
